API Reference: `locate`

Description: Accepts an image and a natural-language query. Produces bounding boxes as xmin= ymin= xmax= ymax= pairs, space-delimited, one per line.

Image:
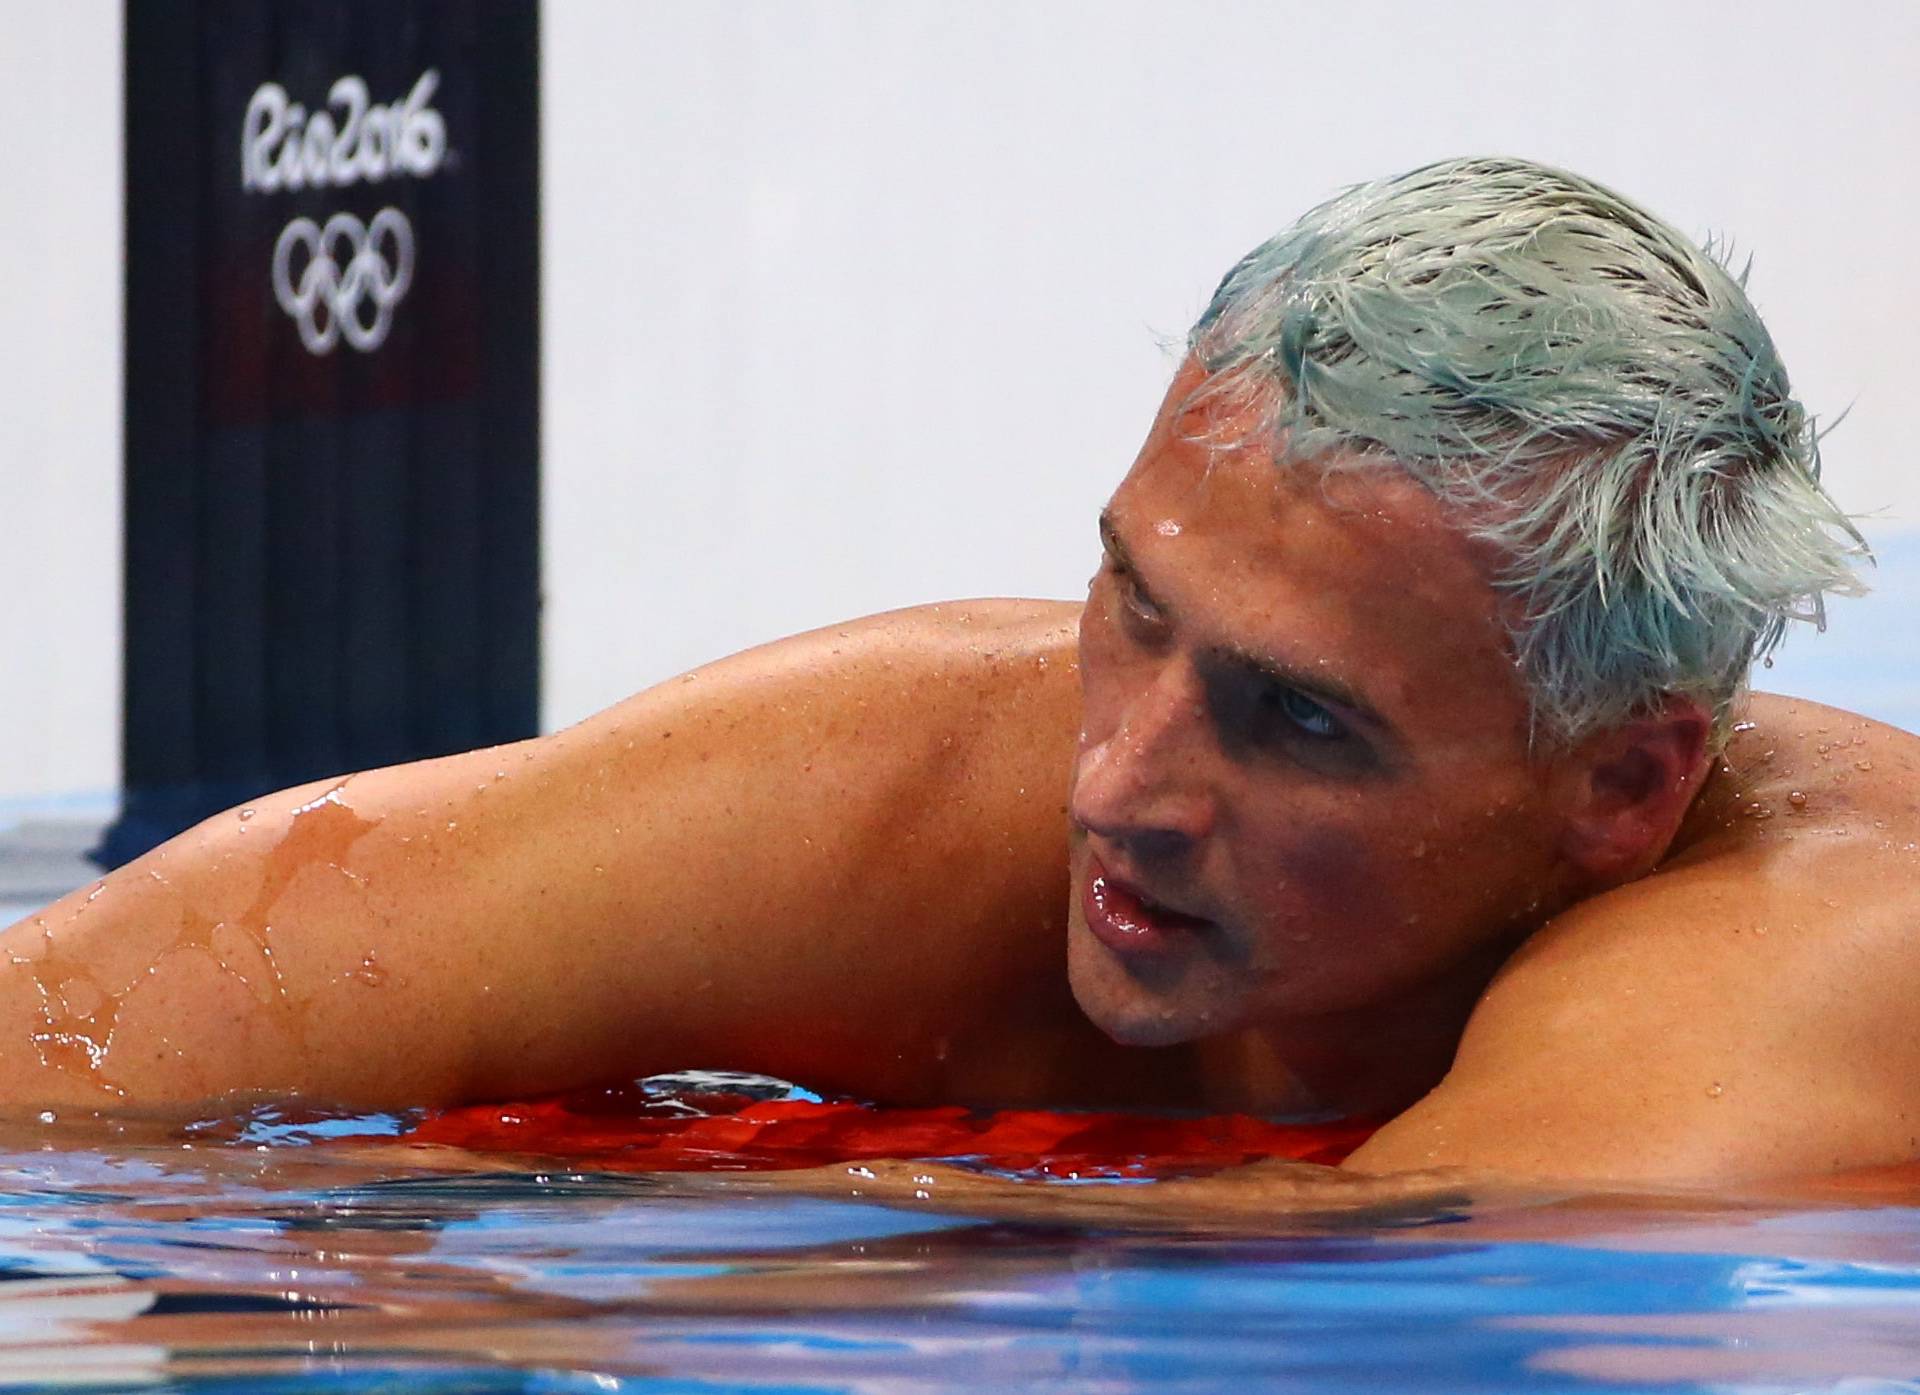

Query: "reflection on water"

xmin=1 ymin=1108 xmax=1920 ymax=1392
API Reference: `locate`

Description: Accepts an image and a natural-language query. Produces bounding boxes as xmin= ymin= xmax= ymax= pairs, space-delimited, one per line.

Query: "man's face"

xmin=1066 ymin=366 xmax=1580 ymax=1051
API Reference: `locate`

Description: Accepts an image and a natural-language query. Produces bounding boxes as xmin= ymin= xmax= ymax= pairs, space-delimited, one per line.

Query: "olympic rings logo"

xmin=271 ymin=207 xmax=415 ymax=355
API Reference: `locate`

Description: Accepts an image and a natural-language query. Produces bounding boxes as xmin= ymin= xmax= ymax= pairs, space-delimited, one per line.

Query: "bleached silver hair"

xmin=1188 ymin=156 xmax=1867 ymax=748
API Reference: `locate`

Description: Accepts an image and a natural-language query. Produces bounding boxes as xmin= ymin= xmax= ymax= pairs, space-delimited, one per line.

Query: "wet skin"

xmin=3 ymin=369 xmax=1918 ymax=1188
xmin=1066 ymin=370 xmax=1584 ymax=1113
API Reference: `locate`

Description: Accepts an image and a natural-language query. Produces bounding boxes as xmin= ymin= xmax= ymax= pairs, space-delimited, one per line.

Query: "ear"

xmin=1556 ymin=697 xmax=1714 ymax=883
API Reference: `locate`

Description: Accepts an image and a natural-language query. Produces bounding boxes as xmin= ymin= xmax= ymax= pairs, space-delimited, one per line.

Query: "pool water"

xmin=4 ymin=1082 xmax=1920 ymax=1394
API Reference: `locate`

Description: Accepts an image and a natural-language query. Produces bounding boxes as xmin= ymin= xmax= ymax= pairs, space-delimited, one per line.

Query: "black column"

xmin=106 ymin=0 xmax=540 ymax=866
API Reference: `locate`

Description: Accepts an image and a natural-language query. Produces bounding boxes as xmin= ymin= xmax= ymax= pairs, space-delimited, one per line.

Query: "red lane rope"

xmin=409 ymin=1083 xmax=1381 ymax=1180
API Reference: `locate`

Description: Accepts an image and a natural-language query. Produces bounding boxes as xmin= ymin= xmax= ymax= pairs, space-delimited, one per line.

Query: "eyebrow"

xmin=1097 ymin=508 xmax=1397 ymax=738
xmin=1097 ymin=509 xmax=1152 ymax=599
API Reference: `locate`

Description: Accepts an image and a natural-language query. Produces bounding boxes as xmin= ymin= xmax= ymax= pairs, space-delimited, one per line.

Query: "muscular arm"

xmin=0 ymin=602 xmax=1083 ymax=1116
xmin=1345 ymin=831 xmax=1920 ymax=1185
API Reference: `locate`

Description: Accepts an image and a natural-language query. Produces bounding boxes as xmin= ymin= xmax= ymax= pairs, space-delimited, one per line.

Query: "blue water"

xmin=0 ymin=1111 xmax=1918 ymax=1393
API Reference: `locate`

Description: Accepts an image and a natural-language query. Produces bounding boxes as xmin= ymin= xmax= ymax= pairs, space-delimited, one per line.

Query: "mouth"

xmin=1082 ymin=856 xmax=1214 ymax=957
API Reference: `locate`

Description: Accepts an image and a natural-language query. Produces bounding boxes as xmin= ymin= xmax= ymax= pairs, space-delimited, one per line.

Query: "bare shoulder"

xmin=617 ymin=598 xmax=1081 ymax=751
xmin=571 ymin=599 xmax=1084 ymax=858
xmin=1349 ymin=694 xmax=1920 ymax=1182
xmin=1709 ymin=691 xmax=1920 ymax=837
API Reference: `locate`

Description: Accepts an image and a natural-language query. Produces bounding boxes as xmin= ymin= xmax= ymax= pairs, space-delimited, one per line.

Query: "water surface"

xmin=2 ymin=1101 xmax=1919 ymax=1393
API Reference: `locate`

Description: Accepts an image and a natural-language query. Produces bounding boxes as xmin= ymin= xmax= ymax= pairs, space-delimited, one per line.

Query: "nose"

xmin=1070 ymin=660 xmax=1216 ymax=860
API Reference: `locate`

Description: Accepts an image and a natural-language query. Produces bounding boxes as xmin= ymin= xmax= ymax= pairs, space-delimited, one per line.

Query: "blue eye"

xmin=1201 ymin=658 xmax=1366 ymax=764
xmin=1278 ymin=687 xmax=1340 ymax=739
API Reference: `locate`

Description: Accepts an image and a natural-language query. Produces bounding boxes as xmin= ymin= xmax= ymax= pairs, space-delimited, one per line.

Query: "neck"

xmin=1193 ymin=927 xmax=1529 ymax=1119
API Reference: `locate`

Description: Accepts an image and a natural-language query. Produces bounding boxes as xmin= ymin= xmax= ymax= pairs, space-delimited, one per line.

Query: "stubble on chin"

xmin=1064 ymin=920 xmax=1217 ymax=1048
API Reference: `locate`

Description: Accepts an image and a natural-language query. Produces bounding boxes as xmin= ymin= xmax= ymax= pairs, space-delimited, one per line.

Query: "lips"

xmin=1082 ymin=857 xmax=1212 ymax=956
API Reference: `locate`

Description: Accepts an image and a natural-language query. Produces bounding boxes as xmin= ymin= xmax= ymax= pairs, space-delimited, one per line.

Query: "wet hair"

xmin=1187 ymin=156 xmax=1867 ymax=748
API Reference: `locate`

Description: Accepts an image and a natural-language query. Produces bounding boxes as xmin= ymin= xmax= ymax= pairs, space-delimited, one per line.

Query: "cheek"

xmin=1274 ymin=824 xmax=1418 ymax=930
xmin=1229 ymin=792 xmax=1463 ymax=956
xmin=1241 ymin=786 xmax=1555 ymax=961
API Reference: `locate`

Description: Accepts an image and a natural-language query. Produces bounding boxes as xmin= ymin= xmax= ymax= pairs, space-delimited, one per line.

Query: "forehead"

xmin=1106 ymin=369 xmax=1531 ymax=745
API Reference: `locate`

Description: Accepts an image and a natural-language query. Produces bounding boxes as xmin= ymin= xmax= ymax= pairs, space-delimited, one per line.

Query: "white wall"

xmin=4 ymin=2 xmax=1917 ymax=799
xmin=541 ymin=0 xmax=1920 ymax=728
xmin=0 ymin=3 xmax=121 ymax=801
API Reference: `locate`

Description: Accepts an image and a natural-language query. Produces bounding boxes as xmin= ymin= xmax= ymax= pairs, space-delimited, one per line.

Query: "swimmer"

xmin=5 ymin=157 xmax=1917 ymax=1192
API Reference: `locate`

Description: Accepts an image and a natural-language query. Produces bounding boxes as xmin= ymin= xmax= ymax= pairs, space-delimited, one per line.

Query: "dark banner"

xmin=108 ymin=0 xmax=539 ymax=864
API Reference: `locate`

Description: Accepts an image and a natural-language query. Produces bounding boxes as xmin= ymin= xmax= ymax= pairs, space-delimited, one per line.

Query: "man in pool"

xmin=6 ymin=157 xmax=1917 ymax=1190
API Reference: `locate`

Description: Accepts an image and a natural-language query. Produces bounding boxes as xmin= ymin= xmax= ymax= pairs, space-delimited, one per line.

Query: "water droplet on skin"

xmin=446 ymin=821 xmax=457 ymax=832
xmin=1732 ymin=721 xmax=1757 ymax=734
xmin=1855 ymin=760 xmax=1873 ymax=772
xmin=1706 ymin=1083 xmax=1725 ymax=1099
xmin=238 ymin=808 xmax=256 ymax=822
xmin=1787 ymin=791 xmax=1808 ymax=810
xmin=37 ymin=1111 xmax=54 ymax=1125
xmin=1752 ymin=924 xmax=1769 ymax=936
xmin=1743 ymin=802 xmax=1774 ymax=820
